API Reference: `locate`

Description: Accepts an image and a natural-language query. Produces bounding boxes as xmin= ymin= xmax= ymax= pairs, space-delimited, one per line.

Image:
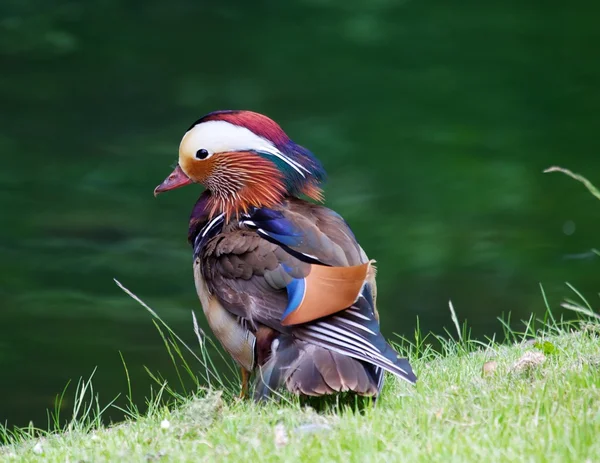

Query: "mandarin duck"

xmin=155 ymin=110 xmax=416 ymax=400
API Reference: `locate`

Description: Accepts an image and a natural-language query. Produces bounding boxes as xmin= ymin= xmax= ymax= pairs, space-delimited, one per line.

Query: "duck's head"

xmin=154 ymin=110 xmax=326 ymax=219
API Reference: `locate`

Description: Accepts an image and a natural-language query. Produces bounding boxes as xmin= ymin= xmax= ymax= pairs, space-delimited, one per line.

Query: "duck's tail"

xmin=253 ymin=335 xmax=382 ymax=400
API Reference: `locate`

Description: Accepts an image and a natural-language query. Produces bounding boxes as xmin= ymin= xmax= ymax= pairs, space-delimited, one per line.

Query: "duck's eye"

xmin=195 ymin=149 xmax=209 ymax=160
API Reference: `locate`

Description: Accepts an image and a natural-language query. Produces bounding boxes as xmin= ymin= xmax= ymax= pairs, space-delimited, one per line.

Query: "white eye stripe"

xmin=181 ymin=120 xmax=306 ymax=177
xmin=264 ymin=148 xmax=309 ymax=177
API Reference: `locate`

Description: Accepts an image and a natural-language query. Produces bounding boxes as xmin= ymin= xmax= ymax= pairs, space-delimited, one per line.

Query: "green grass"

xmin=2 ymin=288 xmax=600 ymax=462
xmin=2 ymin=167 xmax=599 ymax=462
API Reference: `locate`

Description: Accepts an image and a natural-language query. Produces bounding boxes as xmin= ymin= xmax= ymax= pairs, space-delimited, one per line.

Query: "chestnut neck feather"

xmin=202 ymin=151 xmax=323 ymax=221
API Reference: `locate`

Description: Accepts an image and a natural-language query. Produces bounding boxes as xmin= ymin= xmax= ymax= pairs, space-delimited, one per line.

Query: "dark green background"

xmin=1 ymin=0 xmax=599 ymax=427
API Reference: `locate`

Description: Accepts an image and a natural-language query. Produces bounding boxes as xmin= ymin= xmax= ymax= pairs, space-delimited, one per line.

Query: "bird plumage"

xmin=155 ymin=110 xmax=416 ymax=401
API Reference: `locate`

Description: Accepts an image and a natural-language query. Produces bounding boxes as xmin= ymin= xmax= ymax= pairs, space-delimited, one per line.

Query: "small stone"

xmin=274 ymin=423 xmax=289 ymax=448
xmin=294 ymin=423 xmax=332 ymax=434
xmin=482 ymin=361 xmax=498 ymax=376
xmin=160 ymin=419 xmax=171 ymax=429
xmin=511 ymin=351 xmax=546 ymax=373
xmin=32 ymin=442 xmax=44 ymax=454
xmin=145 ymin=451 xmax=167 ymax=461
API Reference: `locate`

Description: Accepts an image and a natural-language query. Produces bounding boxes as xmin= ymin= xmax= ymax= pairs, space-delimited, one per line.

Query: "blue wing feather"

xmin=282 ymin=275 xmax=306 ymax=321
xmin=243 ymin=207 xmax=326 ymax=265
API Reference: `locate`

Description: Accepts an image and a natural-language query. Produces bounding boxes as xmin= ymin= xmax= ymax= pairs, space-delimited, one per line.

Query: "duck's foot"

xmin=239 ymin=368 xmax=250 ymax=399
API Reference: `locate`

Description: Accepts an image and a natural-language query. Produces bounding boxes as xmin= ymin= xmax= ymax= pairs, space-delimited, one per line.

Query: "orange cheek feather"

xmin=179 ymin=156 xmax=217 ymax=184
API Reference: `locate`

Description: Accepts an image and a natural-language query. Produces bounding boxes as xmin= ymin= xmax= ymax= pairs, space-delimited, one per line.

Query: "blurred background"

xmin=1 ymin=0 xmax=599 ymax=428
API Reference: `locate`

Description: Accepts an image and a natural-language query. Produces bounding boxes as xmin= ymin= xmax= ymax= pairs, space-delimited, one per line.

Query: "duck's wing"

xmin=199 ymin=199 xmax=416 ymax=384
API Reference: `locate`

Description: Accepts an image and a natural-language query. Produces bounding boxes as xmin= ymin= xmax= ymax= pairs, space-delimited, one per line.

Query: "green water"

xmin=1 ymin=0 xmax=599 ymax=427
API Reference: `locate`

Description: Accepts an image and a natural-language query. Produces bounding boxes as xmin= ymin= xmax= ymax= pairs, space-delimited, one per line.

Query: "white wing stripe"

xmin=298 ymin=329 xmax=378 ymax=358
xmin=315 ymin=321 xmax=379 ymax=349
xmin=298 ymin=330 xmax=412 ymax=378
xmin=201 ymin=213 xmax=225 ymax=237
xmin=300 ymin=325 xmax=381 ymax=358
xmin=331 ymin=316 xmax=376 ymax=335
xmin=345 ymin=309 xmax=371 ymax=321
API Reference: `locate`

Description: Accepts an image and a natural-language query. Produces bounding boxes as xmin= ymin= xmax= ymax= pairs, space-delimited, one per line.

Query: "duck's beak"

xmin=154 ymin=165 xmax=194 ymax=197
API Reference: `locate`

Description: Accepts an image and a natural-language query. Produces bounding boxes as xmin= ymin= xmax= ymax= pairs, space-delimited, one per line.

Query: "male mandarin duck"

xmin=154 ymin=110 xmax=416 ymax=400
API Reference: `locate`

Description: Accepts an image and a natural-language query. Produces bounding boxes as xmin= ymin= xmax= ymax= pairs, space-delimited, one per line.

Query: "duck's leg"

xmin=240 ymin=368 xmax=250 ymax=399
